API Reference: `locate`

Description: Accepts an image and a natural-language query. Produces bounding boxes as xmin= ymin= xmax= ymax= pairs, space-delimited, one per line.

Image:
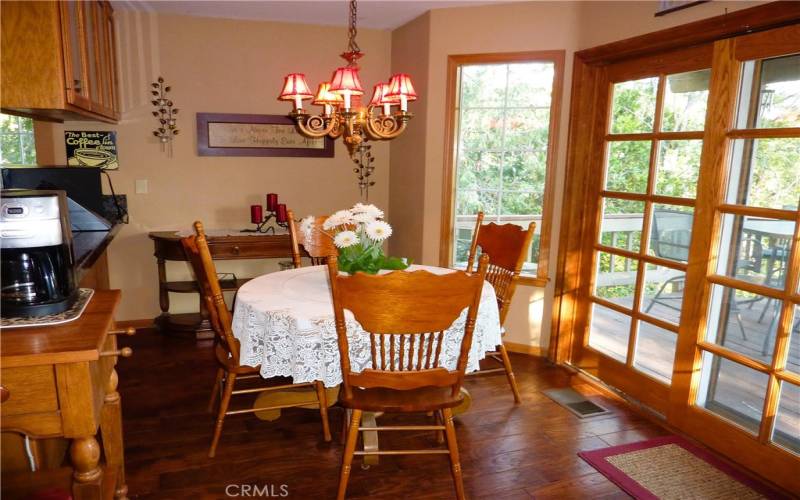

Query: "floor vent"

xmin=542 ymin=388 xmax=611 ymax=419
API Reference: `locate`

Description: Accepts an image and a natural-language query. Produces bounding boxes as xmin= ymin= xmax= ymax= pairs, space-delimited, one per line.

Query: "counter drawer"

xmin=0 ymin=366 xmax=59 ymax=417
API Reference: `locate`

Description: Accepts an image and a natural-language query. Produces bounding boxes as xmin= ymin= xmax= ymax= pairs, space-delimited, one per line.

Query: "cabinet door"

xmin=103 ymin=2 xmax=119 ymax=117
xmin=59 ymin=1 xmax=91 ymax=110
xmin=82 ymin=1 xmax=102 ymax=113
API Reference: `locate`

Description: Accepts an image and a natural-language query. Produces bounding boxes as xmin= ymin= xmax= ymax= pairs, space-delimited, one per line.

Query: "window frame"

xmin=439 ymin=51 xmax=565 ymax=287
xmin=0 ymin=114 xmax=37 ymax=166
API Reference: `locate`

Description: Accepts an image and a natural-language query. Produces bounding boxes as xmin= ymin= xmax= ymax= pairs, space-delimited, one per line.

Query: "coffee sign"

xmin=65 ymin=131 xmax=118 ymax=170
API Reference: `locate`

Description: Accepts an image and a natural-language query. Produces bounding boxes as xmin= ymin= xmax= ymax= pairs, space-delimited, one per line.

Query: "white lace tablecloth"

xmin=232 ymin=265 xmax=502 ymax=387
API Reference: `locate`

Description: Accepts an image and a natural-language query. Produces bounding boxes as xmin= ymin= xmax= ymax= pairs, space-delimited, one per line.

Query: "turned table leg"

xmin=157 ymin=257 xmax=169 ymax=317
xmin=70 ymin=436 xmax=102 ymax=500
xmin=101 ymin=369 xmax=128 ymax=499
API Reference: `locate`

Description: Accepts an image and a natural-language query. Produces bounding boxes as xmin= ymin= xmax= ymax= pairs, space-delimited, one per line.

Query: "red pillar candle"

xmin=276 ymin=203 xmax=288 ymax=223
xmin=250 ymin=205 xmax=263 ymax=224
xmin=266 ymin=193 xmax=278 ymax=211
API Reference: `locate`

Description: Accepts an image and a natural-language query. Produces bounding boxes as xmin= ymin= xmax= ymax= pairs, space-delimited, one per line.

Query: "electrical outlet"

xmin=135 ymin=179 xmax=149 ymax=194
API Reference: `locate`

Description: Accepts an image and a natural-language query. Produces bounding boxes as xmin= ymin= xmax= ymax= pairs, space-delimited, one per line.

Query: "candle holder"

xmin=242 ymin=209 xmax=289 ymax=234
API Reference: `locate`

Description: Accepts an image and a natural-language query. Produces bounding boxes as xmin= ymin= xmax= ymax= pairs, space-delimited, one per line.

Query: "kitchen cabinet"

xmin=1 ymin=1 xmax=120 ymax=123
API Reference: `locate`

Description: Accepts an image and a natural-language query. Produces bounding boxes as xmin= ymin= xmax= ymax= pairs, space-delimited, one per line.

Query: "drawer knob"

xmin=109 ymin=327 xmax=136 ymax=336
xmin=0 ymin=385 xmax=8 ymax=403
xmin=100 ymin=347 xmax=133 ymax=358
xmin=233 ymin=245 xmax=240 ymax=255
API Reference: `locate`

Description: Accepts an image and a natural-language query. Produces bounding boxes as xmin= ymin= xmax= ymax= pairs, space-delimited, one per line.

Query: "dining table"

xmin=231 ymin=263 xmax=503 ymax=464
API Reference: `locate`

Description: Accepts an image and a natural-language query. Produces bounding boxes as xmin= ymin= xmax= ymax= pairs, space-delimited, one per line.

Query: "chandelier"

xmin=278 ymin=0 xmax=417 ymax=195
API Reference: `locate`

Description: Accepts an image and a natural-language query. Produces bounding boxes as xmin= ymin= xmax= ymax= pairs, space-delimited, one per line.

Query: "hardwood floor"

xmin=117 ymin=329 xmax=672 ymax=499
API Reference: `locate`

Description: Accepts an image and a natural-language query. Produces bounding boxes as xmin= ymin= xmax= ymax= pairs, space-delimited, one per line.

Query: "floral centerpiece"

xmin=300 ymin=203 xmax=409 ymax=274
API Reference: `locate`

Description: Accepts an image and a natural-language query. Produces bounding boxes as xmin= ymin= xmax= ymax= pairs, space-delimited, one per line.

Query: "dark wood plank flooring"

xmin=117 ymin=329 xmax=671 ymax=499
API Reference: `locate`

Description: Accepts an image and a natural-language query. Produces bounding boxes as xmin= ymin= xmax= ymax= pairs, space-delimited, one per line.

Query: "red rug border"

xmin=577 ymin=435 xmax=789 ymax=499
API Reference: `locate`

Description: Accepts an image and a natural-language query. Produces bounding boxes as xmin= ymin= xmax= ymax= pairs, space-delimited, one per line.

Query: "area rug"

xmin=578 ymin=435 xmax=787 ymax=499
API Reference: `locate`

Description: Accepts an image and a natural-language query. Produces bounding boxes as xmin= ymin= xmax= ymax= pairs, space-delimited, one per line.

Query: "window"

xmin=442 ymin=52 xmax=563 ymax=284
xmin=0 ymin=114 xmax=36 ymax=166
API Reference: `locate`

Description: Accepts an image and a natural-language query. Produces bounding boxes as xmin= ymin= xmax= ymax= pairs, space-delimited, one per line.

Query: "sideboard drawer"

xmin=0 ymin=366 xmax=59 ymax=417
xmin=208 ymin=238 xmax=290 ymax=259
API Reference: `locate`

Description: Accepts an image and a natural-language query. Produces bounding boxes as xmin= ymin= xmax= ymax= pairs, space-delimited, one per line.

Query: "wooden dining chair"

xmin=328 ymin=254 xmax=489 ymax=500
xmin=287 ymin=209 xmax=337 ymax=267
xmin=465 ymin=211 xmax=535 ymax=404
xmin=181 ymin=221 xmax=331 ymax=458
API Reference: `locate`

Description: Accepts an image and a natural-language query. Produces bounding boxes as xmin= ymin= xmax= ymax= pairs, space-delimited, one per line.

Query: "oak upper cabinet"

xmin=1 ymin=1 xmax=120 ymax=123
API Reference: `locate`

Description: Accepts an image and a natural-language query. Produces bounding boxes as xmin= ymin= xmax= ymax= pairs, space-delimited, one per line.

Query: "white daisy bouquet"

xmin=299 ymin=203 xmax=409 ymax=274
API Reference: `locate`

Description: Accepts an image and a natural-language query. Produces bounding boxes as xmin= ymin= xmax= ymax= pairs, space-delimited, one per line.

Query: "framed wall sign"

xmin=196 ymin=113 xmax=334 ymax=157
xmin=65 ymin=131 xmax=119 ymax=169
xmin=655 ymin=1 xmax=708 ymax=16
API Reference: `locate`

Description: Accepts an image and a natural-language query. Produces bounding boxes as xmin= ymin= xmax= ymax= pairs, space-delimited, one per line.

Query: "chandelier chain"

xmin=347 ymin=0 xmax=360 ymax=55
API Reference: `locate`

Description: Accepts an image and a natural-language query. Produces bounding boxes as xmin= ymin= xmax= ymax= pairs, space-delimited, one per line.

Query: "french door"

xmin=564 ymin=24 xmax=800 ymax=491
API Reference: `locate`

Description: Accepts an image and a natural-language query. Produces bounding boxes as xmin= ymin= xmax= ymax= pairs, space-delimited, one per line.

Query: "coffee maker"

xmin=1 ymin=190 xmax=78 ymax=317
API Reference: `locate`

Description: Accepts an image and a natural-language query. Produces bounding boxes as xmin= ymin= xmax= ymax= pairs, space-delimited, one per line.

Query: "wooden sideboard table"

xmin=148 ymin=230 xmax=292 ymax=339
xmin=0 ymin=290 xmax=132 ymax=500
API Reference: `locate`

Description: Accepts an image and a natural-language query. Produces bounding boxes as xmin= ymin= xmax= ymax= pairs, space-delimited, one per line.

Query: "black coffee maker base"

xmin=2 ymin=292 xmax=79 ymax=318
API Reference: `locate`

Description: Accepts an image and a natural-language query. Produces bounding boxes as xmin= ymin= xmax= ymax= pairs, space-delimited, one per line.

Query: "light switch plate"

xmin=135 ymin=179 xmax=148 ymax=194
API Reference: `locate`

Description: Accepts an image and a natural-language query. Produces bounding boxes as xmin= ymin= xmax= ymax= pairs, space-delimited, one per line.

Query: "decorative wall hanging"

xmin=151 ymin=77 xmax=179 ymax=157
xmin=196 ymin=113 xmax=334 ymax=157
xmin=277 ymin=0 xmax=418 ymax=195
xmin=65 ymin=131 xmax=118 ymax=170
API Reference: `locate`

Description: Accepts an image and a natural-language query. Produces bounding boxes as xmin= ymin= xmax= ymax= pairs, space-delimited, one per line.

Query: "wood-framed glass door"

xmin=670 ymin=25 xmax=800 ymax=486
xmin=563 ymin=23 xmax=800 ymax=490
xmin=570 ymin=44 xmax=714 ymax=414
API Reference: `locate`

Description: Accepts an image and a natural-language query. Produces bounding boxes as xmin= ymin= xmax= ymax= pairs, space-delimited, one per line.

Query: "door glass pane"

xmin=593 ymin=251 xmax=638 ymax=310
xmin=716 ymin=214 xmax=794 ymax=289
xmin=772 ymin=382 xmax=800 ymax=455
xmin=605 ymin=141 xmax=651 ymax=193
xmin=588 ymin=303 xmax=631 ymax=362
xmin=697 ymin=352 xmax=768 ymax=434
xmin=706 ymin=284 xmax=779 ymax=365
xmin=634 ymin=321 xmax=676 ymax=383
xmin=599 ymin=198 xmax=644 ymax=253
xmin=736 ymin=54 xmax=800 ymax=129
xmin=725 ymin=138 xmax=800 ymax=211
xmin=662 ymin=69 xmax=710 ymax=132
xmin=788 ymin=304 xmax=800 ymax=374
xmin=641 ymin=264 xmax=685 ymax=325
xmin=610 ymin=77 xmax=658 ymax=134
xmin=654 ymin=140 xmax=702 ymax=198
xmin=648 ymin=205 xmax=694 ymax=263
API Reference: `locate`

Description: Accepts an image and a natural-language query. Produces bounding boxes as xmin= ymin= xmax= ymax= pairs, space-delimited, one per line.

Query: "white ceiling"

xmin=113 ymin=0 xmax=513 ymax=30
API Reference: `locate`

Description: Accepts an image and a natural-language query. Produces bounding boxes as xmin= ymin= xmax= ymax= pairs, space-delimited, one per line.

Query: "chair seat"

xmin=339 ymin=385 xmax=464 ymax=413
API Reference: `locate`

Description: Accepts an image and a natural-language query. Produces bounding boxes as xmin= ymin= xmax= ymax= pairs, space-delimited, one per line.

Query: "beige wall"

xmin=387 ymin=12 xmax=430 ymax=263
xmin=389 ymin=0 xmax=763 ymax=351
xmin=35 ymin=11 xmax=392 ymax=320
xmin=32 ymin=1 xmax=765 ymax=338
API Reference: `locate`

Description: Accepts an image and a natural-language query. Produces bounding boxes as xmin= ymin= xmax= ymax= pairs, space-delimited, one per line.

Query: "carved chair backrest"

xmin=181 ymin=221 xmax=239 ymax=361
xmin=327 ymin=255 xmax=489 ymax=401
xmin=466 ymin=212 xmax=536 ymax=325
xmin=288 ymin=209 xmax=337 ymax=267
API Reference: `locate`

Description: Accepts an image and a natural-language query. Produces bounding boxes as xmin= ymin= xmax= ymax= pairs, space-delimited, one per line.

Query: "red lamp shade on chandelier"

xmin=278 ymin=73 xmax=313 ymax=110
xmin=313 ymin=82 xmax=343 ymax=116
xmin=369 ymin=83 xmax=394 ymax=115
xmin=386 ymin=73 xmax=417 ymax=112
xmin=329 ymin=67 xmax=364 ymax=110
